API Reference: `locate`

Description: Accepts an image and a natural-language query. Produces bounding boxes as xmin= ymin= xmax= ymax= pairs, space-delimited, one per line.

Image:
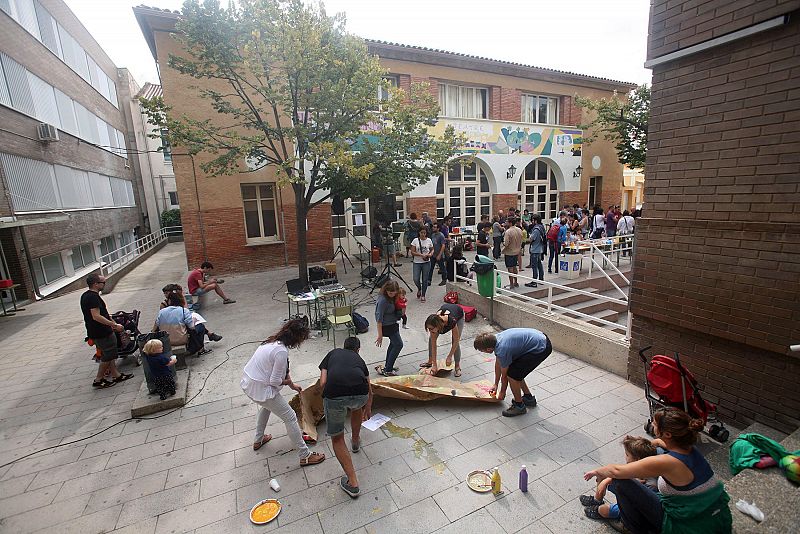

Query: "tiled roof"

xmin=136 ymin=82 xmax=162 ymax=100
xmin=134 ymin=4 xmax=180 ymax=16
xmin=366 ymin=40 xmax=638 ymax=89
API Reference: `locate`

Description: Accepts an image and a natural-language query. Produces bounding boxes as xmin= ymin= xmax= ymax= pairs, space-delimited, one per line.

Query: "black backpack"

xmin=352 ymin=312 xmax=369 ymax=334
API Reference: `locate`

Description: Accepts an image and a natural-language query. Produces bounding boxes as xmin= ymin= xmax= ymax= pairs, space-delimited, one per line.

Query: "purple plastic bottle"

xmin=519 ymin=465 xmax=528 ymax=492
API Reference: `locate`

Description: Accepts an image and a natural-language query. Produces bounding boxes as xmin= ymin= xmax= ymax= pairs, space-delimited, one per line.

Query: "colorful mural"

xmin=430 ymin=119 xmax=582 ymax=157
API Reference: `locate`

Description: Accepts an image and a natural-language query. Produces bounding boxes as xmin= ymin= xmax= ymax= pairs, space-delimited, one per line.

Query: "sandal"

xmin=92 ymin=378 xmax=116 ymax=388
xmin=454 ymin=368 xmax=462 ymax=377
xmin=584 ymin=505 xmax=606 ymax=520
xmin=375 ymin=365 xmax=389 ymax=377
xmin=113 ymin=373 xmax=134 ymax=383
xmin=197 ymin=348 xmax=212 ymax=356
xmin=579 ymin=495 xmax=604 ymax=507
xmin=253 ymin=434 xmax=272 ymax=450
xmin=419 ymin=362 xmax=433 ymax=368
xmin=299 ymin=452 xmax=325 ymax=466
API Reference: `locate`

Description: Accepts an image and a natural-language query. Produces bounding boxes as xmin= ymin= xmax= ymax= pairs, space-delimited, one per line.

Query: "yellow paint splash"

xmin=383 ymin=422 xmax=446 ymax=474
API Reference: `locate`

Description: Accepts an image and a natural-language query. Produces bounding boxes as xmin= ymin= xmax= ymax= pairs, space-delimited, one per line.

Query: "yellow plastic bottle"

xmin=491 ymin=467 xmax=502 ymax=495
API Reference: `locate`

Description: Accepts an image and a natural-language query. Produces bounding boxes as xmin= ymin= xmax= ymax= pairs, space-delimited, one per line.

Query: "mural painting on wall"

xmin=430 ymin=120 xmax=582 ymax=157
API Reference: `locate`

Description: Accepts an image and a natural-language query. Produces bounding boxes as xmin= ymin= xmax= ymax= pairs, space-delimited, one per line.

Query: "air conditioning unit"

xmin=37 ymin=123 xmax=60 ymax=142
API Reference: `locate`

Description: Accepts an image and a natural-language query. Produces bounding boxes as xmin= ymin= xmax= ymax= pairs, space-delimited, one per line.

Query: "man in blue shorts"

xmin=474 ymin=328 xmax=552 ymax=417
xmin=319 ymin=337 xmax=373 ymax=498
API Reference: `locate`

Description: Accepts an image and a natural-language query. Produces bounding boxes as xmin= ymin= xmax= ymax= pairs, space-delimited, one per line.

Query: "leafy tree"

xmin=141 ymin=0 xmax=462 ymax=283
xmin=160 ymin=208 xmax=181 ymax=229
xmin=575 ymin=84 xmax=649 ymax=170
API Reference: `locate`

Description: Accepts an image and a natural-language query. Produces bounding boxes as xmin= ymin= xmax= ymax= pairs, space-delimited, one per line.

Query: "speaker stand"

xmin=369 ymin=242 xmax=412 ymax=294
xmin=330 ymin=232 xmax=354 ymax=273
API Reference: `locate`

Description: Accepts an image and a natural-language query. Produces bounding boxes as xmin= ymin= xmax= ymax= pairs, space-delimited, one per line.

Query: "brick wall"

xmin=632 ymin=4 xmax=800 ymax=432
xmin=492 ymin=194 xmax=519 ymax=215
xmin=406 ymin=197 xmax=437 ymax=220
xmin=181 ymin=199 xmax=332 ymax=275
xmin=560 ymin=191 xmax=586 ymax=208
xmin=500 ymin=88 xmax=522 ymax=122
xmin=560 ymin=96 xmax=582 ymax=126
xmin=647 ymin=0 xmax=800 ymax=60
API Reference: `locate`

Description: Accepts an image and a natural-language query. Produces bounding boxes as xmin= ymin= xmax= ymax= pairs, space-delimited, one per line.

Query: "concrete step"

xmin=566 ymin=296 xmax=628 ymax=316
xmin=131 ymin=369 xmax=190 ymax=417
xmin=564 ymin=307 xmax=620 ymax=328
xmin=701 ymin=422 xmax=786 ymax=482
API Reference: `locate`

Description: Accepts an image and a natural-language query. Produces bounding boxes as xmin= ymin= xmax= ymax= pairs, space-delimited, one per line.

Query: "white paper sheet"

xmin=354 ymin=214 xmax=364 ymax=226
xmin=361 ymin=413 xmax=391 ymax=431
xmin=191 ymin=312 xmax=207 ymax=326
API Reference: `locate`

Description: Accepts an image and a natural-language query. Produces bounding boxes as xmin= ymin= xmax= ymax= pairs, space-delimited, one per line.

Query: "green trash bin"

xmin=472 ymin=255 xmax=496 ymax=297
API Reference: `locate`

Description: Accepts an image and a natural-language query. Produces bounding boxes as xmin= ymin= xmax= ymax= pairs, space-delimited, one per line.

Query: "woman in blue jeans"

xmin=410 ymin=227 xmax=433 ymax=302
xmin=526 ymin=214 xmax=546 ymax=288
xmin=374 ymin=280 xmax=403 ymax=376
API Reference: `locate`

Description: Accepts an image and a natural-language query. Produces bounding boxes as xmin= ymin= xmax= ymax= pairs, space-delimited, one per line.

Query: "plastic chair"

xmin=326 ymin=305 xmax=355 ymax=347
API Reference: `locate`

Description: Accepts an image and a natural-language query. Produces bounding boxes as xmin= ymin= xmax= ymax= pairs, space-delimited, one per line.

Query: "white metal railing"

xmin=99 ymin=225 xmax=183 ymax=276
xmin=455 ymin=266 xmax=631 ymax=340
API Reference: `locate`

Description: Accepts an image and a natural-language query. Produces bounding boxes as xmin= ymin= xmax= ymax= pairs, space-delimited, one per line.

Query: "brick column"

xmin=492 ymin=193 xmax=519 ymax=215
xmin=407 ymin=197 xmax=437 ymax=220
xmin=500 ymin=88 xmax=521 ymax=122
xmin=489 ymin=86 xmax=502 ymax=119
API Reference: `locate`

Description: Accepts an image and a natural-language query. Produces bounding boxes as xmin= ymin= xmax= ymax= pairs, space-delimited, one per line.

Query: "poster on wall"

xmin=429 ymin=119 xmax=582 ymax=157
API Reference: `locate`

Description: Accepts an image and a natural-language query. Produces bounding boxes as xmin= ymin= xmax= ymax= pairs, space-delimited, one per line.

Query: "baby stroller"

xmin=86 ymin=310 xmax=143 ymax=366
xmin=638 ymin=346 xmax=729 ymax=443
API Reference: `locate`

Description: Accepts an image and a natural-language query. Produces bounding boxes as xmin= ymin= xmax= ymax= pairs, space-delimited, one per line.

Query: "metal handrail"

xmin=454 ymin=266 xmax=631 ymax=340
xmin=99 ymin=225 xmax=183 ymax=276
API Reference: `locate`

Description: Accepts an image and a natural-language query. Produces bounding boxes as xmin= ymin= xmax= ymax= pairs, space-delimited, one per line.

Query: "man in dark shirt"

xmin=476 ymin=222 xmax=492 ymax=257
xmin=428 ymin=222 xmax=448 ymax=287
xmin=319 ymin=337 xmax=373 ymax=498
xmin=80 ymin=273 xmax=133 ymax=388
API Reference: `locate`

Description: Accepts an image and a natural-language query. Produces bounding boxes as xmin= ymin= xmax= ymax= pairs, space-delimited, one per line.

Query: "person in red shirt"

xmin=188 ymin=261 xmax=236 ymax=304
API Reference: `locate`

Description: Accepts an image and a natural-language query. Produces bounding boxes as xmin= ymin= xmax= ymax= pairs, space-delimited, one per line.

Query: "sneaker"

xmin=208 ymin=333 xmax=223 ymax=342
xmin=521 ymin=394 xmax=537 ymax=407
xmin=502 ymin=402 xmax=527 ymax=417
xmin=524 ymin=282 xmax=537 ymax=288
xmin=402 ymin=324 xmax=409 ymax=329
xmin=438 ymin=280 xmax=447 ymax=286
xmin=223 ymin=298 xmax=236 ymax=304
xmin=340 ymin=476 xmax=360 ymax=498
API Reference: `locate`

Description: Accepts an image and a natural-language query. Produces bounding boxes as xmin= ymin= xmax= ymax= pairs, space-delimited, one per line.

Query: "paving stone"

xmin=116 ymin=480 xmax=200 ymax=529
xmin=431 ymin=508 xmax=504 ymax=534
xmin=55 ymin=463 xmax=138 ymax=501
xmin=400 ymin=435 xmax=467 ymax=474
xmin=386 ymin=463 xmax=460 ymax=508
xmin=134 ymin=443 xmax=204 ymax=478
xmin=485 ymin=484 xmax=565 ymax=532
xmin=262 ymin=478 xmax=350 ymax=525
xmin=85 ymin=471 xmax=168 ymax=515
xmin=538 ymin=407 xmax=599 ymax=438
xmin=539 ymin=456 xmax=598 ymax=501
xmin=350 ymin=454 xmax=412 ymax=494
xmin=234 ymin=465 xmax=309 ymax=515
xmin=361 ymin=435 xmax=415 ymax=464
xmin=445 ymin=442 xmax=512 ymax=481
xmin=202 ymin=429 xmax=253 ymax=459
xmin=539 ymin=498 xmax=611 ymax=534
xmin=580 ymin=376 xmax=626 ymax=399
xmin=390 ymin=409 xmax=436 ymax=429
xmin=415 ymin=413 xmax=474 ymax=443
xmin=303 ymin=441 xmax=372 ymax=487
xmin=27 ymin=453 xmax=111 ymax=490
xmin=164 ymin=451 xmax=236 ymax=489
xmin=106 ymin=436 xmax=175 ymax=469
xmin=539 ymin=430 xmax=604 ymax=466
xmin=154 ymin=490 xmax=237 ymax=534
xmin=145 ymin=417 xmax=206 ymax=444
xmin=32 ymin=505 xmax=122 ymax=534
xmin=575 ymin=391 xmax=629 ymax=419
xmin=433 ymin=481 xmax=501 ymax=523
xmin=0 ymin=472 xmax=34 ymax=499
xmin=174 ymin=421 xmax=233 ymax=450
xmin=580 ymin=412 xmax=640 ymax=445
xmin=497 ymin=448 xmax=562 ymax=483
xmin=199 ymin=457 xmax=270 ymax=500
xmin=0 ymin=482 xmax=61 ymax=519
xmin=364 ymin=496 xmax=449 ymax=533
xmin=0 ymin=493 xmax=90 ymax=534
xmin=1 ymin=446 xmax=85 ymax=480
xmin=536 ymin=389 xmax=590 ymax=415
xmin=453 ymin=418 xmax=514 ymax=452
xmin=318 ymin=486 xmax=398 ymax=534
xmin=496 ymin=425 xmax=558 ymax=458
xmin=538 ymin=359 xmax=585 ymax=379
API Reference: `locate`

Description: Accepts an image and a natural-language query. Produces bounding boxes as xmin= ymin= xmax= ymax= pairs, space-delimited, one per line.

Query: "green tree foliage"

xmin=141 ymin=0 xmax=463 ymax=282
xmin=575 ymin=85 xmax=649 ymax=170
xmin=160 ymin=208 xmax=181 ymax=229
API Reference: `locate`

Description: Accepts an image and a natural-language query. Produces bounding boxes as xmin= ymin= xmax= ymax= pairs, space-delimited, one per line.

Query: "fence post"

xmin=547 ymin=286 xmax=552 ymax=313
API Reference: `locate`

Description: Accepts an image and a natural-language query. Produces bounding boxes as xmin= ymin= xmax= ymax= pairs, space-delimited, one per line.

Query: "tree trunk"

xmin=293 ymin=182 xmax=309 ymax=286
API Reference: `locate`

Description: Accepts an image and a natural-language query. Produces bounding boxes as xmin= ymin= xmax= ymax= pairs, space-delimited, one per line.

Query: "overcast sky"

xmin=64 ymin=0 xmax=652 ymax=88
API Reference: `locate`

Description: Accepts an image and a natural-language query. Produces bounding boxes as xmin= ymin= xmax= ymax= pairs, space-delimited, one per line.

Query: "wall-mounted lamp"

xmin=573 ymin=165 xmax=582 ymax=178
xmin=506 ymin=165 xmax=517 ymax=179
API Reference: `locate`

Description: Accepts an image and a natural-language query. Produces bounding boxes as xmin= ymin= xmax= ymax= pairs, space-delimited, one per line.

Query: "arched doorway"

xmin=435 ymin=160 xmax=492 ymax=227
xmin=518 ymin=159 xmax=559 ymax=222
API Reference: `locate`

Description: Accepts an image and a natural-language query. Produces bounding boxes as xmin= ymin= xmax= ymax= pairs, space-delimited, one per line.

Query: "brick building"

xmin=630 ymin=0 xmax=800 ymax=432
xmin=135 ymin=5 xmax=638 ymax=272
xmin=0 ymin=0 xmax=145 ymax=301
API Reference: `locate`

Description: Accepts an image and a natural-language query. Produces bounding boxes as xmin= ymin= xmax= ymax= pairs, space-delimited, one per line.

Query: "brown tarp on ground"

xmin=290 ymin=376 xmax=499 ymax=441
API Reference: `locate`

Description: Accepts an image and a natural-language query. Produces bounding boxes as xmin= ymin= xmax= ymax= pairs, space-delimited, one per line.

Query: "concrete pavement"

xmin=0 ymin=243 xmax=659 ymax=533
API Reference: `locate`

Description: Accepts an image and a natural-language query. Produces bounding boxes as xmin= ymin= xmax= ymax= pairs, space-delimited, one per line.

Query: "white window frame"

xmin=438 ymin=83 xmax=488 ymax=119
xmin=33 ymin=251 xmax=65 ymax=286
xmin=241 ymin=184 xmax=280 ymax=244
xmin=521 ymin=94 xmax=559 ymax=124
xmin=435 ymin=160 xmax=491 ymax=227
xmin=168 ymin=191 xmax=178 ymax=206
xmin=518 ymin=160 xmax=559 ymax=222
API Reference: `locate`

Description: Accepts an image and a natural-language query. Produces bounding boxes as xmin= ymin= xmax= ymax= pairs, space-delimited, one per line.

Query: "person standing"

xmin=374 ymin=280 xmax=403 ymax=376
xmin=422 ymin=303 xmax=465 ymax=377
xmin=476 ymin=222 xmax=492 ymax=257
xmin=187 ymin=261 xmax=235 ymax=305
xmin=81 ymin=274 xmax=134 ymax=388
xmin=474 ymin=328 xmax=552 ymax=417
xmin=492 ymin=216 xmax=504 ymax=260
xmin=605 ymin=206 xmax=618 ymax=237
xmin=546 ymin=215 xmax=563 ymax=274
xmin=319 ymin=337 xmax=373 ymax=498
xmin=526 ymin=214 xmax=546 ymax=288
xmin=404 ymin=213 xmax=422 ymax=258
xmin=502 ymin=219 xmax=523 ymax=288
xmin=591 ymin=207 xmax=606 ymax=239
xmin=241 ymin=319 xmax=326 ymax=466
xmin=411 ymin=227 xmax=433 ymax=302
xmin=579 ymin=209 xmax=589 ymax=238
xmin=428 ymin=222 xmax=448 ymax=287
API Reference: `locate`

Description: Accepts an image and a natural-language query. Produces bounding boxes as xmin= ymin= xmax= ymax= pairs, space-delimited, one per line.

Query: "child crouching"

xmin=142 ymin=339 xmax=177 ymax=400
xmin=581 ymin=435 xmax=658 ymax=522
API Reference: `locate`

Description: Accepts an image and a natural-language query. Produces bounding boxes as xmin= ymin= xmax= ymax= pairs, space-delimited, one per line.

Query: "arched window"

xmin=435 ymin=161 xmax=491 ymax=227
xmin=518 ymin=160 xmax=559 ymax=222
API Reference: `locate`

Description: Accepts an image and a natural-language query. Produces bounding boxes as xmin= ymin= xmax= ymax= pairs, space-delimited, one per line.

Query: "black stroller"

xmin=86 ymin=310 xmax=143 ymax=365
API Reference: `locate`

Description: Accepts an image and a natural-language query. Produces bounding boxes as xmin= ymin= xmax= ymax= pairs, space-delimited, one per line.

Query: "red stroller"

xmin=638 ymin=346 xmax=729 ymax=443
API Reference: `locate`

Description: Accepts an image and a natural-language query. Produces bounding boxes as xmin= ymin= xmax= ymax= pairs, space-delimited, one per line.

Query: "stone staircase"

xmin=695 ymin=422 xmax=800 ymax=533
xmin=517 ymin=268 xmax=630 ymax=335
